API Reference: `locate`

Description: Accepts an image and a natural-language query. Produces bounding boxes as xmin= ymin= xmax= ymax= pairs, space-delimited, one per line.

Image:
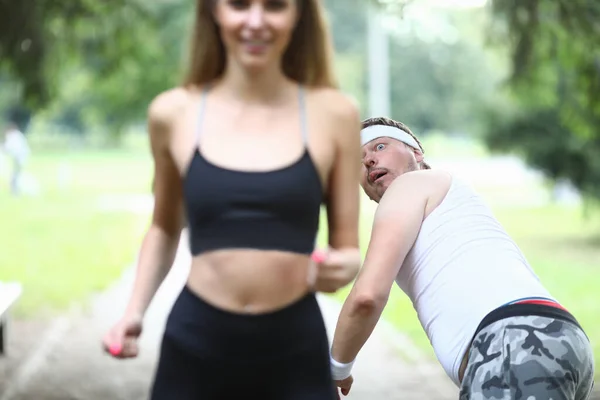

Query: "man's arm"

xmin=330 ymin=172 xmax=430 ymax=369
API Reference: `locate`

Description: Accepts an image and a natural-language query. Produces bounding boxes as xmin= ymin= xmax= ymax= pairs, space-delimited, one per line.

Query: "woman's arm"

xmin=122 ymin=90 xmax=186 ymax=320
xmin=326 ymin=97 xmax=362 ymax=252
xmin=313 ymin=95 xmax=362 ymax=292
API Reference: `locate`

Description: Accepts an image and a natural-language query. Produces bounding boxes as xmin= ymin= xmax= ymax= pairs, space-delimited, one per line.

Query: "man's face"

xmin=360 ymin=136 xmax=423 ymax=202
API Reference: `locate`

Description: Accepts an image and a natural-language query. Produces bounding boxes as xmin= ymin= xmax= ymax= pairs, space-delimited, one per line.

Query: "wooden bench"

xmin=0 ymin=282 xmax=23 ymax=356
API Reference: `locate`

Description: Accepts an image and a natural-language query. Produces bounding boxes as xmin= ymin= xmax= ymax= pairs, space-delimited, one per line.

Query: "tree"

xmin=0 ymin=0 xmax=151 ymax=108
xmin=488 ymin=0 xmax=600 ymax=139
xmin=486 ymin=108 xmax=600 ymax=200
xmin=1 ymin=0 xmax=192 ymax=140
xmin=387 ymin=6 xmax=502 ymax=135
xmin=74 ymin=0 xmax=192 ymax=141
xmin=481 ymin=0 xmax=600 ymax=200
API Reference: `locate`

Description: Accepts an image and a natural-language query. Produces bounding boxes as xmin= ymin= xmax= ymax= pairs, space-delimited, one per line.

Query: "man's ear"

xmin=413 ymin=149 xmax=424 ymax=163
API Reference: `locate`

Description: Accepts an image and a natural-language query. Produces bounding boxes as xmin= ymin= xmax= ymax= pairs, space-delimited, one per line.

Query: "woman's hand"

xmin=309 ymin=247 xmax=361 ymax=293
xmin=102 ymin=313 xmax=144 ymax=359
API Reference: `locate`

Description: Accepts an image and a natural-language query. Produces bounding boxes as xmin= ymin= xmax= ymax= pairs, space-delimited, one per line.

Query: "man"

xmin=2 ymin=122 xmax=30 ymax=195
xmin=329 ymin=117 xmax=595 ymax=399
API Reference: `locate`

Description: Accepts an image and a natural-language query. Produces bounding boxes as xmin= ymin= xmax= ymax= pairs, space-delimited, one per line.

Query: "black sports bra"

xmin=183 ymin=86 xmax=324 ymax=256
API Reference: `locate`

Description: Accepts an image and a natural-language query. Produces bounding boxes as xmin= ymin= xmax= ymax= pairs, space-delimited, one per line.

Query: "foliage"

xmin=369 ymin=1 xmax=600 ymax=198
xmin=485 ymin=107 xmax=600 ymax=200
xmin=77 ymin=1 xmax=192 ymax=139
xmin=327 ymin=0 xmax=505 ymax=134
xmin=480 ymin=0 xmax=600 ymax=199
xmin=488 ymin=0 xmax=600 ymax=139
xmin=388 ymin=7 xmax=501 ymax=135
xmin=0 ymin=0 xmax=190 ymax=138
xmin=323 ymin=0 xmax=368 ymax=54
xmin=0 ymin=0 xmax=145 ymax=107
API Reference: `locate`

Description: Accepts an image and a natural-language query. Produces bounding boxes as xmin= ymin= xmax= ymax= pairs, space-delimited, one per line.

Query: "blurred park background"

xmin=1 ymin=0 xmax=599 ymax=393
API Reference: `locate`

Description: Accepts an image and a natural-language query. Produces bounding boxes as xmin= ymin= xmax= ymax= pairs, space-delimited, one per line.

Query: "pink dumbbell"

xmin=311 ymin=250 xmax=327 ymax=263
xmin=109 ymin=344 xmax=122 ymax=356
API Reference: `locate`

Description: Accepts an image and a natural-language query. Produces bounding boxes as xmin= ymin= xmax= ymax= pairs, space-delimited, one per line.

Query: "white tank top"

xmin=396 ymin=175 xmax=554 ymax=387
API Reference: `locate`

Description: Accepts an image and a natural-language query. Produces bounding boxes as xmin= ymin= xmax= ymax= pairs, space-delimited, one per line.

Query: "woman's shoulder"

xmin=305 ymin=86 xmax=361 ymax=126
xmin=148 ymin=85 xmax=199 ymax=125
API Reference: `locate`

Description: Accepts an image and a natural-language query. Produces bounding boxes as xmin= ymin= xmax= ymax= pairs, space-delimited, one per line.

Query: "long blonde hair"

xmin=183 ymin=0 xmax=338 ymax=88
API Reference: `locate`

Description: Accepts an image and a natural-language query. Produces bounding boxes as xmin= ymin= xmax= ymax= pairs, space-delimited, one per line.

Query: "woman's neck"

xmin=218 ymin=61 xmax=294 ymax=104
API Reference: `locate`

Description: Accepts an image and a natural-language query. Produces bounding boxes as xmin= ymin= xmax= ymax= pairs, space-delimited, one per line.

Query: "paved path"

xmin=0 ymin=233 xmax=457 ymax=400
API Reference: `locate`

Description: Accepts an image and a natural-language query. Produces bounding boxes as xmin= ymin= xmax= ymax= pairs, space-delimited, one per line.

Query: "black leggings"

xmin=149 ymin=285 xmax=336 ymax=400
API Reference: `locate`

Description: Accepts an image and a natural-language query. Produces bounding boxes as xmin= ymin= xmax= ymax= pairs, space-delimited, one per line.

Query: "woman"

xmin=102 ymin=0 xmax=362 ymax=398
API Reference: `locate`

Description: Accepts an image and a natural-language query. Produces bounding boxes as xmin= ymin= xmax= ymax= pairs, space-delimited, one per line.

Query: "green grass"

xmin=0 ymin=148 xmax=152 ymax=317
xmin=495 ymin=206 xmax=600 ymax=364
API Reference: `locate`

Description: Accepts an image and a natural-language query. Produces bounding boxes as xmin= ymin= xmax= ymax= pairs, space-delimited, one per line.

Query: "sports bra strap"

xmin=298 ymin=85 xmax=308 ymax=145
xmin=194 ymin=87 xmax=209 ymax=148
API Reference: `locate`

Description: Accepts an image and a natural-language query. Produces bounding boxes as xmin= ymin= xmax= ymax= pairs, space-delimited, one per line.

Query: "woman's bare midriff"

xmin=186 ymin=249 xmax=314 ymax=314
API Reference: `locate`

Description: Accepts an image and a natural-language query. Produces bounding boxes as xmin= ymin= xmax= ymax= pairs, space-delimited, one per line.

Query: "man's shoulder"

xmin=386 ymin=170 xmax=452 ymax=198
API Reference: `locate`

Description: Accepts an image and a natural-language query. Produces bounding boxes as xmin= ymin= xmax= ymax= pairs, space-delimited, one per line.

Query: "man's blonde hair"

xmin=362 ymin=117 xmax=431 ymax=169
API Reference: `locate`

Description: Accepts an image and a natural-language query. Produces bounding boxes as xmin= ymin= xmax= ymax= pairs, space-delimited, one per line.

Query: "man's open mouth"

xmin=369 ymin=170 xmax=387 ymax=183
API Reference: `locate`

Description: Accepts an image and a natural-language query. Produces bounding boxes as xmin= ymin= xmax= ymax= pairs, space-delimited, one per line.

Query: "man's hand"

xmin=335 ymin=375 xmax=354 ymax=398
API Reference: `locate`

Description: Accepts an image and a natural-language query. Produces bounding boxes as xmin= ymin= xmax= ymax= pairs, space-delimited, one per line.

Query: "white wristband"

xmin=330 ymin=356 xmax=355 ymax=380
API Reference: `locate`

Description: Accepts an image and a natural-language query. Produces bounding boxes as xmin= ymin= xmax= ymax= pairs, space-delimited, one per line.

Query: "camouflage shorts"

xmin=459 ymin=315 xmax=595 ymax=400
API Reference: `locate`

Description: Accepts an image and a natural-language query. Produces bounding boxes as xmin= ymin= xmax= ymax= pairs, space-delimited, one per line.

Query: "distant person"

xmin=102 ymin=1 xmax=362 ymax=399
xmin=329 ymin=117 xmax=595 ymax=400
xmin=2 ymin=122 xmax=30 ymax=196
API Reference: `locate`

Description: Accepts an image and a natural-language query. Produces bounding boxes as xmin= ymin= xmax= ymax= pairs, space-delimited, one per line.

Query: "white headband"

xmin=360 ymin=125 xmax=421 ymax=151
